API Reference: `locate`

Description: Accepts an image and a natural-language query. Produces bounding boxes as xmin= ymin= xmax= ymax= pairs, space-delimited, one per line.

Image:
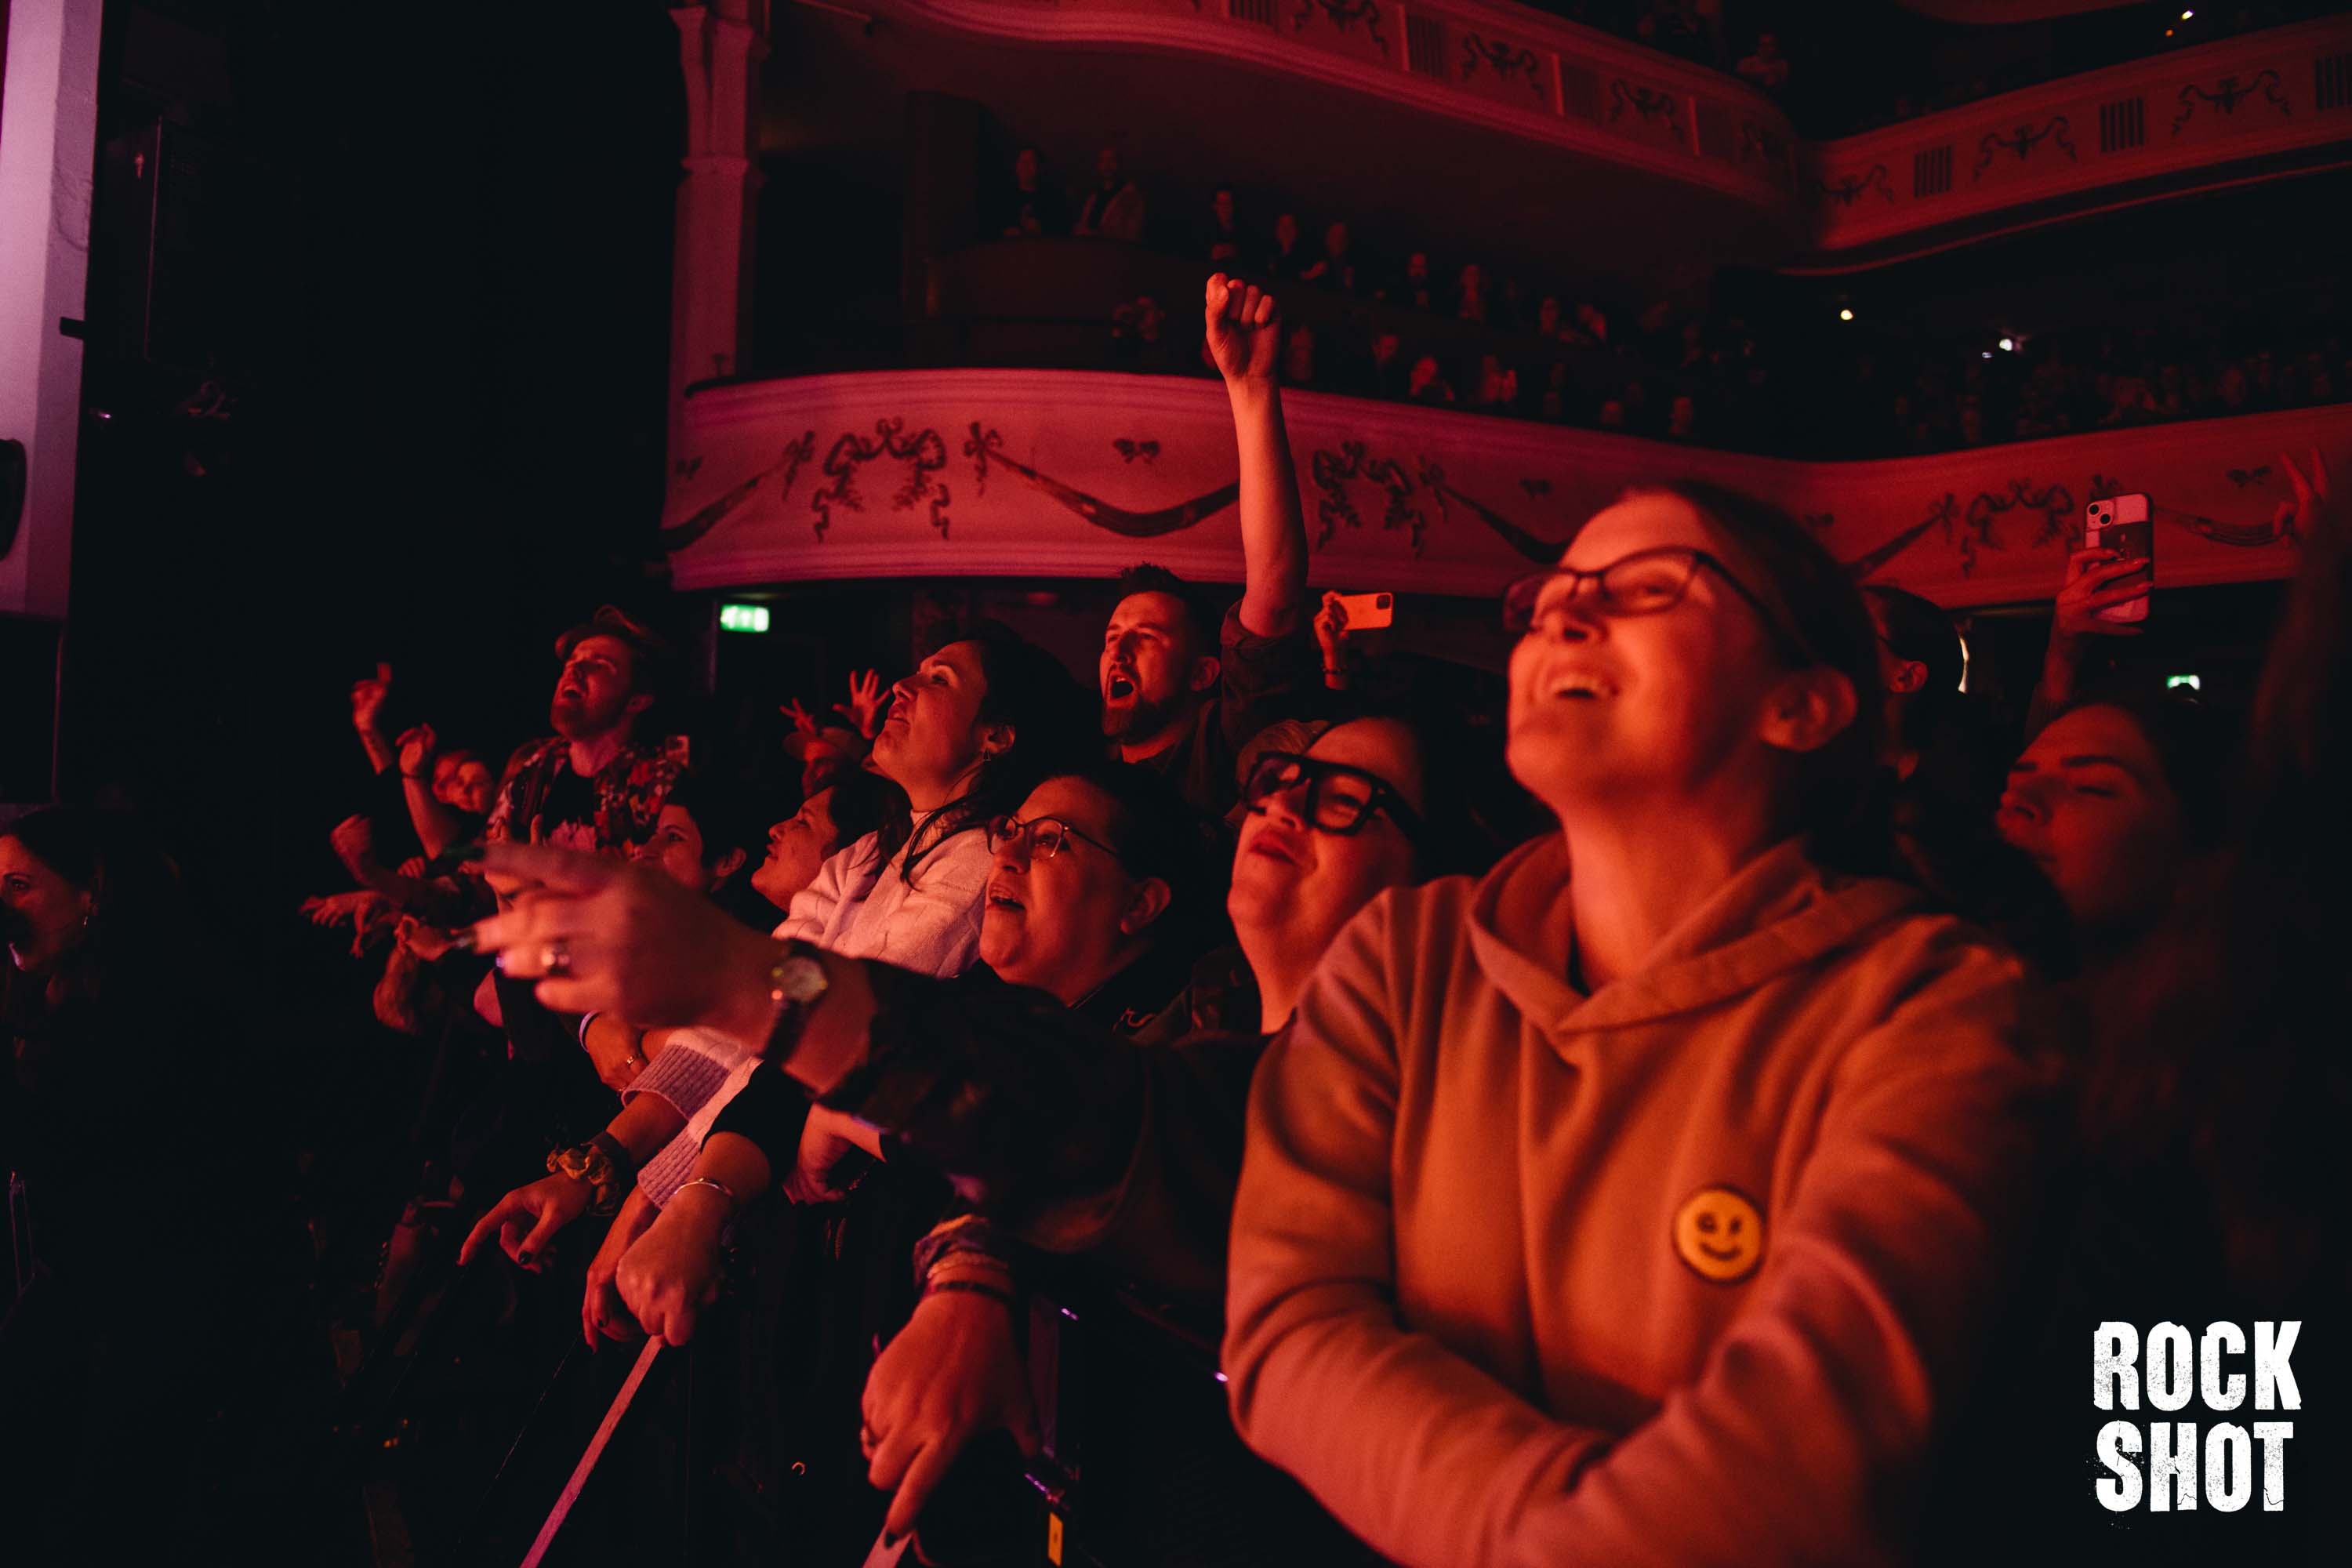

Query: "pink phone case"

xmin=2085 ymin=495 xmax=2153 ymax=624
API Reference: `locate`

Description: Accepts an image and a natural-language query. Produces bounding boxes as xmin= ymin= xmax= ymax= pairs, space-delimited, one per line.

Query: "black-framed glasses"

xmin=985 ymin=814 xmax=1126 ymax=865
xmin=1241 ymin=751 xmax=1425 ymax=840
xmin=1501 ymin=546 xmax=1809 ymax=661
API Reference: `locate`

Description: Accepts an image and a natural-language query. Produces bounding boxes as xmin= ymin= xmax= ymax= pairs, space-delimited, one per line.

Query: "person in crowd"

xmin=1096 ymin=277 xmax=1319 ymax=815
xmin=463 ymin=622 xmax=1089 ymax=1277
xmin=1263 ymin=212 xmax=1305 ymax=280
xmin=1366 ymin=330 xmax=1406 ymax=400
xmin=1666 ymin=390 xmax=1698 ymax=439
xmin=1540 ymin=361 xmax=1571 ymax=421
xmin=1995 ymin=691 xmax=2223 ymax=999
xmin=1072 ymin=145 xmax=1145 ymax=242
xmin=1 ymin=808 xmax=244 ymax=1556
xmin=1473 ymin=354 xmax=1518 ymax=412
xmin=782 ymin=666 xmax=884 ymax=794
xmin=477 ymin=607 xmax=689 ymax=1153
xmin=1534 ymin=294 xmax=1564 ymax=340
xmin=1279 ymin=322 xmax=1316 ymax=387
xmin=1220 ymin=481 xmax=2045 ymax=1564
xmin=1596 ymin=394 xmax=1628 ymax=429
xmin=1860 ymin=586 xmax=2071 ymax=973
xmin=1737 ymin=30 xmax=1789 ymax=93
xmin=1387 ymin=249 xmax=1436 ymax=314
xmin=1204 ymin=185 xmax=1246 ymax=264
xmin=1573 ymin=298 xmax=1610 ymax=345
xmin=1299 ymin=221 xmax=1356 ymax=293
xmin=1455 ymin=263 xmax=1489 ymax=325
xmin=459 ymin=706 xmax=1489 ymax=1549
xmin=347 ymin=663 xmax=491 ymax=859
xmin=993 ymin=145 xmax=1068 ymax=238
xmin=1407 ymin=354 xmax=1456 ymax=405
xmin=458 ymin=770 xmax=891 ymax=1297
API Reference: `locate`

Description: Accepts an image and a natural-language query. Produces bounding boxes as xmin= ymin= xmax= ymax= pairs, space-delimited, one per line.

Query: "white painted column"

xmin=0 ymin=0 xmax=104 ymax=621
xmin=668 ymin=0 xmax=769 ymax=462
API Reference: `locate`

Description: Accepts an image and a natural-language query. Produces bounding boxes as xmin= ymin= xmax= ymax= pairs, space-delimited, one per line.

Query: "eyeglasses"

xmin=985 ymin=814 xmax=1125 ymax=865
xmin=1501 ymin=546 xmax=1809 ymax=661
xmin=1241 ymin=751 xmax=1425 ymax=840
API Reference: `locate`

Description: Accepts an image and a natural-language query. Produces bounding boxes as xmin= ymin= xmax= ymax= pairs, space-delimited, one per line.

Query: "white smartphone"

xmin=2084 ymin=493 xmax=2152 ymax=624
xmin=1333 ymin=591 xmax=1395 ymax=630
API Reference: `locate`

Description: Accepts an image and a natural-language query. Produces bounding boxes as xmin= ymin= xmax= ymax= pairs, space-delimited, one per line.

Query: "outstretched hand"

xmin=779 ymin=698 xmax=819 ymax=737
xmin=1205 ymin=274 xmax=1280 ymax=387
xmin=396 ymin=724 xmax=438 ymax=778
xmin=351 ymin=663 xmax=392 ymax=735
xmin=464 ymin=841 xmax=775 ymax=1036
xmin=458 ymin=1173 xmax=593 ymax=1272
xmin=862 ymin=1288 xmax=1040 ymax=1540
xmin=2276 ymin=447 xmax=2331 ymax=540
xmin=836 ymin=668 xmax=887 ymax=740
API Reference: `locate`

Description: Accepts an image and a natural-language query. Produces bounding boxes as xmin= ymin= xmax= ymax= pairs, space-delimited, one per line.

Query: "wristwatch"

xmin=761 ymin=940 xmax=831 ymax=1060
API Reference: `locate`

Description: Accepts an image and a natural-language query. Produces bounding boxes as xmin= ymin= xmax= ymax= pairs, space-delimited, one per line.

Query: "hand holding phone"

xmin=1330 ymin=591 xmax=1395 ymax=630
xmin=2082 ymin=495 xmax=2152 ymax=625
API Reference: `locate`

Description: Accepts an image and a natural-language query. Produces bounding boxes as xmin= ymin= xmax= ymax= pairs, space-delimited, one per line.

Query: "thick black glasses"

xmin=985 ymin=814 xmax=1124 ymax=865
xmin=1241 ymin=751 xmax=1425 ymax=840
xmin=1501 ymin=546 xmax=1809 ymax=660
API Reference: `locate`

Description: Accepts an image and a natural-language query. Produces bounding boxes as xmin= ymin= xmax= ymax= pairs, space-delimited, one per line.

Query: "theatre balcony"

xmin=1804 ymin=10 xmax=2352 ymax=268
xmin=659 ymin=363 xmax=2347 ymax=613
xmin=659 ymin=3 xmax=2352 ymax=618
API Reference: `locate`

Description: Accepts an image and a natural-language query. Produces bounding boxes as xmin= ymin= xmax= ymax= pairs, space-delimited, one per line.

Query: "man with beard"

xmin=477 ymin=606 xmax=689 ymax=1157
xmin=1098 ymin=276 xmax=1319 ymax=816
xmin=485 ymin=605 xmax=687 ymax=855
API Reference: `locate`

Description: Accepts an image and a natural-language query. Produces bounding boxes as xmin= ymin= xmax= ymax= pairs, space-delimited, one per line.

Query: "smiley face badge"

xmin=1673 ymin=1185 xmax=1765 ymax=1284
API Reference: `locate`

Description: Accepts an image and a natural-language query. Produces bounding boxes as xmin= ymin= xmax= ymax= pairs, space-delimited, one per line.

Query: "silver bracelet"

xmin=576 ymin=1011 xmax=601 ymax=1049
xmin=673 ymin=1176 xmax=739 ymax=1213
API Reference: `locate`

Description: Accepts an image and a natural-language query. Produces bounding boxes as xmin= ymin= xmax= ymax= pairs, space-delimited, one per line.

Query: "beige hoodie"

xmin=1223 ymin=833 xmax=2045 ymax=1568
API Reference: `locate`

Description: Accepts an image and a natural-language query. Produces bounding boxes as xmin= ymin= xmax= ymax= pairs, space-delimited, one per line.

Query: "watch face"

xmin=778 ymin=954 xmax=829 ymax=1006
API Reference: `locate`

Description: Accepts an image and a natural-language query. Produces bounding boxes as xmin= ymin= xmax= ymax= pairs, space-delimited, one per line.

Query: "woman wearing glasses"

xmin=1221 ymin=483 xmax=2048 ymax=1566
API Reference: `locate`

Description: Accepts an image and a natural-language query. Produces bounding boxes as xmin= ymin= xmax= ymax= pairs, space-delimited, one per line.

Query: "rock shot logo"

xmin=2092 ymin=1320 xmax=2299 ymax=1512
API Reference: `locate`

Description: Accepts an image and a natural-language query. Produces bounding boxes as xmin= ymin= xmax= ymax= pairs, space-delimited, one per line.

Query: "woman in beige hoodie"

xmin=1223 ymin=482 xmax=2047 ymax=1566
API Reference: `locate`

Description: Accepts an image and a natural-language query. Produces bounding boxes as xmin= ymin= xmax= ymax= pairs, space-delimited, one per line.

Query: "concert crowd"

xmin=3 ymin=278 xmax=2345 ymax=1564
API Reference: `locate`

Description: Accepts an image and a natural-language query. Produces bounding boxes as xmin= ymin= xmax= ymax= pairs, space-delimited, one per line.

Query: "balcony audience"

xmin=993 ymin=145 xmax=1069 ymax=239
xmin=1073 ymin=145 xmax=1146 ymax=242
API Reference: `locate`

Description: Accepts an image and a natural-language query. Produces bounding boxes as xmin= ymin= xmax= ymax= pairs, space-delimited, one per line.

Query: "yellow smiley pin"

xmin=1673 ymin=1185 xmax=1764 ymax=1283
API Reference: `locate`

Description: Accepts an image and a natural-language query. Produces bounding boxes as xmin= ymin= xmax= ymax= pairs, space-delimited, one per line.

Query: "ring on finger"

xmin=542 ymin=935 xmax=573 ymax=978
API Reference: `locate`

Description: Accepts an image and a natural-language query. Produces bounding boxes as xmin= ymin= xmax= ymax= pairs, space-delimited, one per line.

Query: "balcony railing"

xmin=662 ymin=365 xmax=2345 ymax=609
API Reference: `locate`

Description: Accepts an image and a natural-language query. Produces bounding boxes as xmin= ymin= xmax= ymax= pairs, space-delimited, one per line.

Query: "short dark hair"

xmin=660 ymin=771 xmax=765 ymax=869
xmin=1625 ymin=481 xmax=1888 ymax=873
xmin=1864 ymin=584 xmax=1965 ymax=748
xmin=1113 ymin=564 xmax=1221 ymax=653
xmin=1045 ymin=760 xmax=1229 ymax=953
xmin=556 ymin=605 xmax=677 ymax=705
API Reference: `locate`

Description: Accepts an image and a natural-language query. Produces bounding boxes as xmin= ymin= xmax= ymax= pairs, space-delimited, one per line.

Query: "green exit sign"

xmin=2166 ymin=673 xmax=2201 ymax=691
xmin=720 ymin=603 xmax=771 ymax=633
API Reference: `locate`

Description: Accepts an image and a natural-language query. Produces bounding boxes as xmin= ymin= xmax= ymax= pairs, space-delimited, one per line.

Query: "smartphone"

xmin=1334 ymin=590 xmax=1395 ymax=630
xmin=2084 ymin=494 xmax=2152 ymax=624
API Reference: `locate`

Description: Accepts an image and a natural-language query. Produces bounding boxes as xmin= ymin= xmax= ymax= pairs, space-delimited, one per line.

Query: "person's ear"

xmin=711 ymin=848 xmax=748 ymax=885
xmin=1887 ymin=658 xmax=1929 ymax=697
xmin=976 ymin=721 xmax=1015 ymax=760
xmin=1118 ymin=877 xmax=1174 ymax=936
xmin=1188 ymin=654 xmax=1222 ymax=695
xmin=1758 ymin=667 xmax=1859 ymax=756
xmin=622 ymin=691 xmax=655 ymax=719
